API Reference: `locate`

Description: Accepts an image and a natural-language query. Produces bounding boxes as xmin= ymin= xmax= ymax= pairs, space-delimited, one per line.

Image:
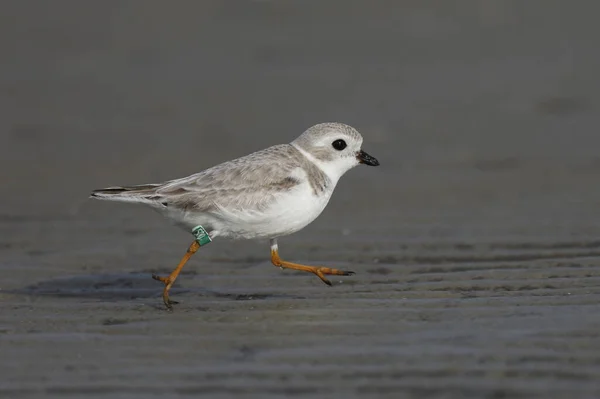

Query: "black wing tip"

xmin=90 ymin=187 xmax=128 ymax=196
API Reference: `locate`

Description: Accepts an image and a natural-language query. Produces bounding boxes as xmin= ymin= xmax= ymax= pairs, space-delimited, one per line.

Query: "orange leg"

xmin=152 ymin=240 xmax=200 ymax=309
xmin=270 ymin=245 xmax=355 ymax=286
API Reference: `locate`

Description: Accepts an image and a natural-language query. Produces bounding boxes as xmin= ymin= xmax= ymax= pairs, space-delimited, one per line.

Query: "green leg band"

xmin=192 ymin=225 xmax=212 ymax=246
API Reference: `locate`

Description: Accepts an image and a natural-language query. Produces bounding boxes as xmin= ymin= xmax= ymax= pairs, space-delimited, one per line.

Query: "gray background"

xmin=2 ymin=1 xmax=600 ymax=398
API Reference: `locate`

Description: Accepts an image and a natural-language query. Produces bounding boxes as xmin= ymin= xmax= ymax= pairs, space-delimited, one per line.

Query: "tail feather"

xmin=90 ymin=184 xmax=161 ymax=204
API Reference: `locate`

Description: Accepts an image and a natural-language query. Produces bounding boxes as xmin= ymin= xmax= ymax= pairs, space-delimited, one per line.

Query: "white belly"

xmin=167 ymin=181 xmax=334 ymax=240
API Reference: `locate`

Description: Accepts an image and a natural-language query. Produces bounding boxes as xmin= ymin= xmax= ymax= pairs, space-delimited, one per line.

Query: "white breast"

xmin=213 ymin=178 xmax=333 ymax=240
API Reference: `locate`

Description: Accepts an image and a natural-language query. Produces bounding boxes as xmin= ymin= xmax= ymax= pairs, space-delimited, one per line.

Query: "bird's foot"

xmin=152 ymin=274 xmax=178 ymax=310
xmin=271 ymin=249 xmax=355 ymax=285
xmin=311 ymin=267 xmax=356 ymax=286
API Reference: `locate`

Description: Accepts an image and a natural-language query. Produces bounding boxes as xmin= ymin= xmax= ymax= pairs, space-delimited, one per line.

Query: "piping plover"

xmin=91 ymin=122 xmax=379 ymax=308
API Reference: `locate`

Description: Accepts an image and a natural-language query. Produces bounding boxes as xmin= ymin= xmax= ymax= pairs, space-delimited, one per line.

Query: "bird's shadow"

xmin=12 ymin=272 xmax=301 ymax=303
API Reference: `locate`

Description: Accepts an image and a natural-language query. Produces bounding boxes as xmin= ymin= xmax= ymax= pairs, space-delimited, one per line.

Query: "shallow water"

xmin=2 ymin=1 xmax=600 ymax=398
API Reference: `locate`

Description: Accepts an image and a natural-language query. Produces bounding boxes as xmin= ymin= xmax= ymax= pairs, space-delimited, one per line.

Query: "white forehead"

xmin=293 ymin=122 xmax=363 ymax=147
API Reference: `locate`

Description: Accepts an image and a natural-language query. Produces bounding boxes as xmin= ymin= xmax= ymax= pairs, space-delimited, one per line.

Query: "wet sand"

xmin=2 ymin=1 xmax=600 ymax=398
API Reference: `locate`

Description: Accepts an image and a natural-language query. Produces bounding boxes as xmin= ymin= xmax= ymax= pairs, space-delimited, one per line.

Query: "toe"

xmin=152 ymin=274 xmax=170 ymax=284
xmin=163 ymin=296 xmax=177 ymax=310
xmin=321 ymin=277 xmax=333 ymax=286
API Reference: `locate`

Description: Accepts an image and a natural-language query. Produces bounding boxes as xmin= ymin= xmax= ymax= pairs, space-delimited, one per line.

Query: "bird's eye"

xmin=332 ymin=139 xmax=347 ymax=151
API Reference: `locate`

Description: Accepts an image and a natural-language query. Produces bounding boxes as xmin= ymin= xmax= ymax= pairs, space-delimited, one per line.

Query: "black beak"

xmin=357 ymin=150 xmax=380 ymax=166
